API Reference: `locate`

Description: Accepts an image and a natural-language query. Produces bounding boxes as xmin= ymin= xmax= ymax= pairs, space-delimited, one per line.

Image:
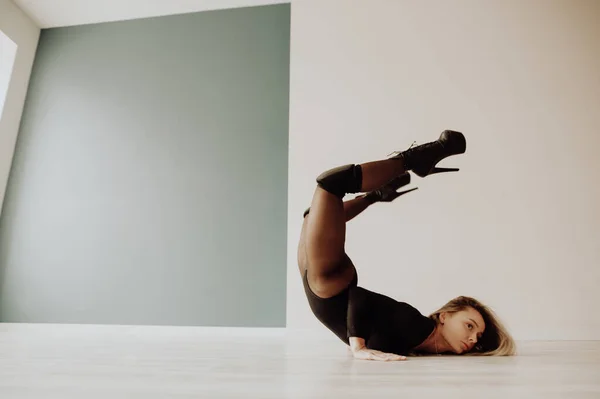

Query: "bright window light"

xmin=0 ymin=30 xmax=18 ymax=118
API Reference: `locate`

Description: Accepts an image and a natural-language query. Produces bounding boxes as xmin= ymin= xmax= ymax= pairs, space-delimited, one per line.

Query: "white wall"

xmin=0 ymin=0 xmax=40 ymax=217
xmin=287 ymin=0 xmax=600 ymax=341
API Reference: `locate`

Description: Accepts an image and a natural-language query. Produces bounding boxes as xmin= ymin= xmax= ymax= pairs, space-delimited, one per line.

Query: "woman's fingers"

xmin=368 ymin=349 xmax=406 ymax=361
xmin=381 ymin=352 xmax=406 ymax=361
xmin=353 ymin=348 xmax=406 ymax=361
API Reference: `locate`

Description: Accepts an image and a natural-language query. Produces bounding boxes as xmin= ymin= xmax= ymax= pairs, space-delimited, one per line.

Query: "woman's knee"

xmin=316 ymin=164 xmax=363 ymax=198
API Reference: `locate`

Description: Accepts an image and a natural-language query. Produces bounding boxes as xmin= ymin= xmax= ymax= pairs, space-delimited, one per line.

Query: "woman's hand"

xmin=352 ymin=348 xmax=407 ymax=361
xmin=349 ymin=337 xmax=406 ymax=361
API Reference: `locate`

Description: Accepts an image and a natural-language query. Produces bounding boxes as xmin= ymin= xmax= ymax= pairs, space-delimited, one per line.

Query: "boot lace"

xmin=387 ymin=141 xmax=417 ymax=158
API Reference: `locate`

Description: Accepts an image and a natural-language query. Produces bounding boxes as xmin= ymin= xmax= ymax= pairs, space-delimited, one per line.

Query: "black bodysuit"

xmin=302 ymin=270 xmax=435 ymax=355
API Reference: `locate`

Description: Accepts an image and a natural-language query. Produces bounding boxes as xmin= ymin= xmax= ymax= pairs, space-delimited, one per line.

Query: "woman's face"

xmin=440 ymin=307 xmax=486 ymax=354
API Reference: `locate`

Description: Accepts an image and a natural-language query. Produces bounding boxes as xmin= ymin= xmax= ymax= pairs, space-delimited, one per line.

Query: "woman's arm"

xmin=349 ymin=337 xmax=367 ymax=352
xmin=347 ymin=287 xmax=371 ymax=340
xmin=347 ymin=288 xmax=406 ymax=361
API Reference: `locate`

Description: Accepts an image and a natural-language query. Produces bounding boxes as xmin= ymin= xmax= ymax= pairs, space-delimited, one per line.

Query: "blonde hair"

xmin=429 ymin=296 xmax=517 ymax=356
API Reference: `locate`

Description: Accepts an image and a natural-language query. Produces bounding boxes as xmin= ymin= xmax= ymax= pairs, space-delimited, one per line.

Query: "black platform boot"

xmin=389 ymin=130 xmax=466 ymax=177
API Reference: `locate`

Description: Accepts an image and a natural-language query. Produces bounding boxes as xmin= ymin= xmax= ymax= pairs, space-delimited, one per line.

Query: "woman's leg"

xmin=302 ymin=173 xmax=415 ymax=223
xmin=297 ymin=195 xmax=377 ymax=278
xmin=340 ymin=194 xmax=373 ymax=223
xmin=299 ymin=129 xmax=466 ymax=298
xmin=300 ymin=159 xmax=407 ymax=298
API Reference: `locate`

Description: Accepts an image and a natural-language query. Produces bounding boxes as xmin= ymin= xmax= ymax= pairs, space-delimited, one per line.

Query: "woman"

xmin=298 ymin=130 xmax=516 ymax=361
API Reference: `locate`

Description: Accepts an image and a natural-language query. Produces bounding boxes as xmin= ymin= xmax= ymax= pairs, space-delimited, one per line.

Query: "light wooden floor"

xmin=0 ymin=324 xmax=599 ymax=399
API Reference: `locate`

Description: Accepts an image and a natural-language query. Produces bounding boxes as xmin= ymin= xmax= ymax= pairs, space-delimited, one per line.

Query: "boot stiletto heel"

xmin=364 ymin=173 xmax=418 ymax=203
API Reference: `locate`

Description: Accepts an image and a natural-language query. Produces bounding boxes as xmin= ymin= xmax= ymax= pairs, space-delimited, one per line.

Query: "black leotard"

xmin=302 ymin=270 xmax=435 ymax=355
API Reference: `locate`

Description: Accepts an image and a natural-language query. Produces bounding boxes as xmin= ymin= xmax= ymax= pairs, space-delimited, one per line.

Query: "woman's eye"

xmin=467 ymin=323 xmax=473 ymax=330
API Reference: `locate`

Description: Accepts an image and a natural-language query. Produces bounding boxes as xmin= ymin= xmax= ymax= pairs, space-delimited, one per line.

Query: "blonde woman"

xmin=298 ymin=130 xmax=516 ymax=361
